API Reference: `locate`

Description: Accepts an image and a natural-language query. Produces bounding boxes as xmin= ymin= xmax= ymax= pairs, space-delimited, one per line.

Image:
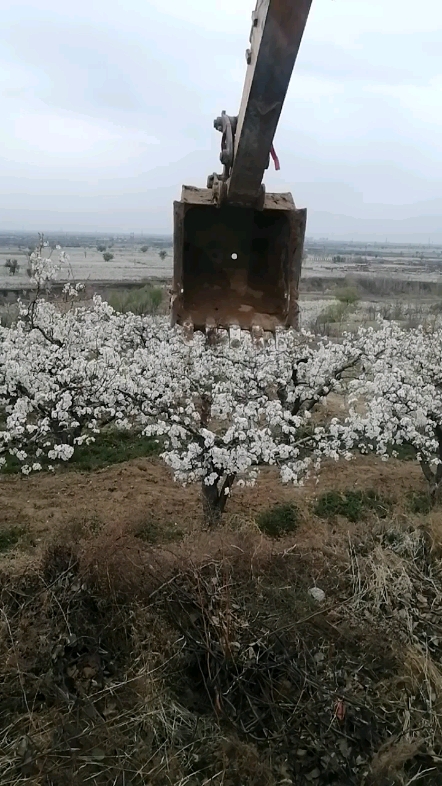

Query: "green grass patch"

xmin=71 ymin=431 xmax=160 ymax=471
xmin=134 ymin=519 xmax=184 ymax=545
xmin=0 ymin=526 xmax=26 ymax=552
xmin=108 ymin=284 xmax=164 ymax=315
xmin=257 ymin=503 xmax=300 ymax=538
xmin=387 ymin=442 xmax=416 ymax=461
xmin=314 ymin=489 xmax=391 ymax=523
xmin=1 ymin=454 xmax=23 ymax=475
xmin=313 ymin=301 xmax=352 ymax=336
xmin=406 ymin=490 xmax=432 ymax=515
xmin=355 ymin=441 xmax=417 ymax=462
xmin=1 ymin=431 xmax=160 ymax=475
xmin=335 ymin=285 xmax=360 ymax=306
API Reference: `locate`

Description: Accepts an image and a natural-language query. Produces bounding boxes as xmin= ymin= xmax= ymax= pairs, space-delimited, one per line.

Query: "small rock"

xmin=16 ymin=736 xmax=30 ymax=758
xmin=309 ymin=586 xmax=326 ymax=603
xmin=339 ymin=738 xmax=351 ymax=758
xmin=90 ymin=748 xmax=105 ymax=761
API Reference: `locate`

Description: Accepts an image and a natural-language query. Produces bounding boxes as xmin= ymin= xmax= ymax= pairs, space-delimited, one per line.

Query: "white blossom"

xmin=0 ymin=290 xmax=369 ymax=506
xmin=340 ymin=320 xmax=442 ymax=497
xmin=6 ymin=271 xmax=429 ymax=513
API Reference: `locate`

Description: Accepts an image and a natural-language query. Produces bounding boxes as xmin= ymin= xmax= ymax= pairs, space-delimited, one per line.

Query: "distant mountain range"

xmin=1 ymin=139 xmax=442 ymax=241
xmin=1 ymin=183 xmax=442 ymax=243
xmin=308 ymin=213 xmax=442 ymax=243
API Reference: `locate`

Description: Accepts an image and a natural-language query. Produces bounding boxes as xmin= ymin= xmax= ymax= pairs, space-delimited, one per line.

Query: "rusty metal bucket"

xmin=171 ymin=186 xmax=306 ymax=332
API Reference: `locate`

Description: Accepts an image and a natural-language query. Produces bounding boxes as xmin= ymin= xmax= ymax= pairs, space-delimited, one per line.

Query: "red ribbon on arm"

xmin=270 ymin=144 xmax=280 ymax=171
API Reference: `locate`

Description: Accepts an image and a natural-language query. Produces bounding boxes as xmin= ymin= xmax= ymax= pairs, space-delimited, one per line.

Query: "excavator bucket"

xmin=171 ymin=186 xmax=306 ymax=332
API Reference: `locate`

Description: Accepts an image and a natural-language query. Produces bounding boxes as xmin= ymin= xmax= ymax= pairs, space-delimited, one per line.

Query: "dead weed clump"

xmin=80 ymin=526 xmax=276 ymax=600
xmin=0 ymin=521 xmax=442 ymax=785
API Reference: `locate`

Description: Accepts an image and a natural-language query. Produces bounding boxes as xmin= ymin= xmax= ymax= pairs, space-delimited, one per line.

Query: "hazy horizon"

xmin=1 ymin=0 xmax=442 ymax=240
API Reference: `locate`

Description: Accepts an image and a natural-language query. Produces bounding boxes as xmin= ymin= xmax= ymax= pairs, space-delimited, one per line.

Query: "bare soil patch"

xmin=0 ymin=456 xmax=424 ymax=542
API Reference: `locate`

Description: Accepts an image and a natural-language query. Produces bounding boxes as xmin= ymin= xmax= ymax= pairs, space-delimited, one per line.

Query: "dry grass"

xmin=0 ymin=456 xmax=441 ymax=785
xmin=0 ymin=507 xmax=441 ymax=785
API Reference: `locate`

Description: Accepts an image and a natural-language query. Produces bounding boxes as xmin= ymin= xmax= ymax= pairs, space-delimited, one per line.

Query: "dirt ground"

xmin=1 ymin=454 xmax=425 ymax=538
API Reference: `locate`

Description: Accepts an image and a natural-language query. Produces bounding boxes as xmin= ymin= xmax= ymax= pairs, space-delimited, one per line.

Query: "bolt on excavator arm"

xmin=171 ymin=0 xmax=314 ymax=333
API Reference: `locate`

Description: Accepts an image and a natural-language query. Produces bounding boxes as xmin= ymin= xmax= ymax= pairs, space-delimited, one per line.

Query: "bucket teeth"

xmin=229 ymin=324 xmax=241 ymax=347
xmin=263 ymin=330 xmax=275 ymax=347
xmin=274 ymin=325 xmax=284 ymax=349
xmin=205 ymin=318 xmax=219 ymax=345
xmin=182 ymin=318 xmax=194 ymax=341
xmin=179 ymin=318 xmax=285 ymax=349
xmin=251 ymin=324 xmax=264 ymax=346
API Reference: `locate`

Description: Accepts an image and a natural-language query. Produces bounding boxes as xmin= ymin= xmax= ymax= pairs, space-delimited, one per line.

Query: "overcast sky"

xmin=1 ymin=0 xmax=442 ymax=238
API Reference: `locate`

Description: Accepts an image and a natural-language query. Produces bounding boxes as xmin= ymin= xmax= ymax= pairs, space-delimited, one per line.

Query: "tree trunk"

xmin=201 ymin=473 xmax=236 ymax=526
xmin=421 ymin=429 xmax=442 ymax=507
xmin=430 ymin=476 xmax=442 ymax=507
xmin=201 ymin=480 xmax=222 ymax=526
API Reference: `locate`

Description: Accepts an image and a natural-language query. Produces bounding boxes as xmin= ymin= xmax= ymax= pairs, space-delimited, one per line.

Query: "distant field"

xmin=303 ymin=242 xmax=442 ymax=283
xmin=1 ymin=235 xmax=442 ymax=292
xmin=0 ymin=244 xmax=173 ymax=290
xmin=1 ymin=235 xmax=442 ymax=334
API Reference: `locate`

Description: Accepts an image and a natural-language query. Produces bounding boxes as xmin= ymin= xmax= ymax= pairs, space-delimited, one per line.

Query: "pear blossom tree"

xmin=114 ymin=326 xmax=370 ymax=521
xmin=0 ymin=297 xmax=128 ymax=473
xmin=340 ymin=321 xmax=442 ymax=502
xmin=0 ymin=242 xmax=145 ymax=472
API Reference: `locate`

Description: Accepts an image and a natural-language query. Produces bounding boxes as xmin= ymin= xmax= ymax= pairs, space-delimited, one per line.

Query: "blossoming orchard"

xmin=344 ymin=322 xmax=442 ymax=501
xmin=0 ymin=246 xmax=441 ymax=520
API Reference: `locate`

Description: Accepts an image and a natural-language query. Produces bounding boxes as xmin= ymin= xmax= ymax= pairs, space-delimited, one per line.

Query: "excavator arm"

xmin=172 ymin=0 xmax=313 ymax=332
